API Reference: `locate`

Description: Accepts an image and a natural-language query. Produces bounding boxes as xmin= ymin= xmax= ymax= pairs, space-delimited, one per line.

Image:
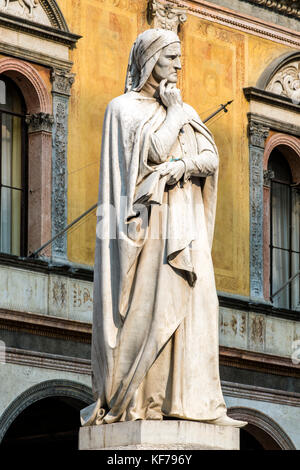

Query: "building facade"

xmin=0 ymin=0 xmax=299 ymax=449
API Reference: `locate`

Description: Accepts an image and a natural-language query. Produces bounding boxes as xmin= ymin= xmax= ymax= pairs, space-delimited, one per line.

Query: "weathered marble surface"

xmin=83 ymin=27 xmax=241 ymax=428
xmin=0 ymin=265 xmax=93 ymax=323
xmin=79 ymin=421 xmax=240 ymax=450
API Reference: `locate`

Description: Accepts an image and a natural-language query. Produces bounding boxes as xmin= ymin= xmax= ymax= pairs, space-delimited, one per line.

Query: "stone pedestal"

xmin=79 ymin=420 xmax=240 ymax=450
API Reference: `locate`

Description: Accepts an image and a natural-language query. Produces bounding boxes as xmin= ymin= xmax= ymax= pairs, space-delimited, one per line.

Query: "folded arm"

xmin=148 ymin=104 xmax=187 ymax=164
xmin=181 ymin=134 xmax=218 ymax=182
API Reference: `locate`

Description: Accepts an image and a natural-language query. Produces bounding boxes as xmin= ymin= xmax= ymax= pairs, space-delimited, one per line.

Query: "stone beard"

xmin=81 ymin=28 xmax=245 ymax=428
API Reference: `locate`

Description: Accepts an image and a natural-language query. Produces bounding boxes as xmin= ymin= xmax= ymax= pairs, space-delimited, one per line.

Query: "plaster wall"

xmin=56 ymin=0 xmax=296 ymax=299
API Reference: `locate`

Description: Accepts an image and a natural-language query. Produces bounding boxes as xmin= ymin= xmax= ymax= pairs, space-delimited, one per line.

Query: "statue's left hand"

xmin=158 ymin=160 xmax=185 ymax=185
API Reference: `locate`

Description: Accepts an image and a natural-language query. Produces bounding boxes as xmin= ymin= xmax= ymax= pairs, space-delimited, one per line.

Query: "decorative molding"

xmin=51 ymin=69 xmax=75 ymax=97
xmin=228 ymin=407 xmax=296 ymax=450
xmin=220 ymin=346 xmax=300 ymax=378
xmin=50 ymin=69 xmax=75 ymax=259
xmin=266 ymin=61 xmax=300 ymax=104
xmin=148 ymin=0 xmax=187 ymax=32
xmin=244 ymin=87 xmax=300 ymax=114
xmin=249 ymin=121 xmax=270 ymax=148
xmin=26 ymin=112 xmax=54 ymax=133
xmin=263 ymin=169 xmax=274 ymax=186
xmin=5 ymin=347 xmax=91 ymax=375
xmin=257 ymin=52 xmax=300 ymax=91
xmin=263 ymin=133 xmax=300 ymax=183
xmin=0 ymin=252 xmax=93 ymax=281
xmin=241 ymin=0 xmax=300 ymax=20
xmin=222 ymin=380 xmax=300 ymax=408
xmin=169 ymin=0 xmax=300 ymax=47
xmin=0 ymin=40 xmax=73 ymax=71
xmin=0 ymin=10 xmax=81 ymax=48
xmin=247 ymin=115 xmax=270 ymax=301
xmin=0 ymin=57 xmax=51 ymax=114
xmin=51 ymin=98 xmax=68 ymax=259
xmin=39 ymin=0 xmax=69 ymax=31
xmin=0 ymin=379 xmax=93 ymax=443
xmin=247 ymin=112 xmax=300 ymax=138
xmin=0 ymin=308 xmax=92 ymax=343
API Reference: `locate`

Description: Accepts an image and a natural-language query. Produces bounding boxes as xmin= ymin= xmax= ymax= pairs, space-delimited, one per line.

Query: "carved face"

xmin=152 ymin=43 xmax=181 ymax=84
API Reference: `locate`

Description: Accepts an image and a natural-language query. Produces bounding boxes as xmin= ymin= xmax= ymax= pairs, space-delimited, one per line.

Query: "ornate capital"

xmin=148 ymin=0 xmax=187 ymax=33
xmin=263 ymin=170 xmax=275 ymax=187
xmin=51 ymin=69 xmax=75 ymax=96
xmin=249 ymin=121 xmax=269 ymax=148
xmin=26 ymin=112 xmax=54 ymax=133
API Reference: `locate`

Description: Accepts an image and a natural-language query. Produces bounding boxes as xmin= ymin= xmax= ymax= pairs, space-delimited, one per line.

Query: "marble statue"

xmin=81 ymin=28 xmax=246 ymax=428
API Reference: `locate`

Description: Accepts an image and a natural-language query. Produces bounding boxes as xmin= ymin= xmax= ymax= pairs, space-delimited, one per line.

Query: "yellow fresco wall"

xmin=58 ymin=0 xmax=294 ymax=297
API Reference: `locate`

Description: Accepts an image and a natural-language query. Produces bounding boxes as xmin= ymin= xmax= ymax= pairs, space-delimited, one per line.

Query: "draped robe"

xmin=80 ymin=90 xmax=227 ymax=426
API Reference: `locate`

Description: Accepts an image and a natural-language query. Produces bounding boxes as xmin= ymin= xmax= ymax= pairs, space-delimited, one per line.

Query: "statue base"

xmin=79 ymin=420 xmax=240 ymax=450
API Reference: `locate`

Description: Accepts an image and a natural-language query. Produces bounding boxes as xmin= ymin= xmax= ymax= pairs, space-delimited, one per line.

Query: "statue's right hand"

xmin=159 ymin=79 xmax=183 ymax=108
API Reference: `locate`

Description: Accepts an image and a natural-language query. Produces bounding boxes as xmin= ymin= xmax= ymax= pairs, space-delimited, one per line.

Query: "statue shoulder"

xmin=182 ymin=102 xmax=202 ymax=123
xmin=106 ymin=92 xmax=145 ymax=119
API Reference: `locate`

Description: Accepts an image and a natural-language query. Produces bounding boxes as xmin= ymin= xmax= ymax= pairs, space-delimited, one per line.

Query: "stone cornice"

xmin=0 ymin=10 xmax=81 ymax=49
xmin=168 ymin=0 xmax=300 ymax=47
xmin=0 ymin=253 xmax=93 ymax=281
xmin=5 ymin=347 xmax=91 ymax=375
xmin=222 ymin=380 xmax=300 ymax=407
xmin=242 ymin=0 xmax=300 ymax=20
xmin=0 ymin=308 xmax=92 ymax=343
xmin=220 ymin=346 xmax=300 ymax=378
xmin=247 ymin=111 xmax=300 ymax=137
xmin=0 ymin=40 xmax=73 ymax=71
xmin=244 ymin=86 xmax=300 ymax=113
xmin=2 ymin=308 xmax=300 ymax=379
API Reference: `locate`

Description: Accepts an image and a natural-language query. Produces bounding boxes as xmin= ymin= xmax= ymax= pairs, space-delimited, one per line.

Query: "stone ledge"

xmin=79 ymin=420 xmax=240 ymax=450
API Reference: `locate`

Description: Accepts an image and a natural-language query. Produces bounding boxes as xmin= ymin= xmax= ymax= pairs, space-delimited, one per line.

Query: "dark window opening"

xmin=1 ymin=396 xmax=84 ymax=450
xmin=268 ymin=149 xmax=300 ymax=311
xmin=0 ymin=75 xmax=27 ymax=257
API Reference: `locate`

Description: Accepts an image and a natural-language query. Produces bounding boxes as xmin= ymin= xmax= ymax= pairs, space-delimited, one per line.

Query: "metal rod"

xmin=30 ymin=101 xmax=234 ymax=260
xmin=29 ymin=203 xmax=98 ymax=258
xmin=271 ymin=270 xmax=300 ymax=301
xmin=203 ymin=100 xmax=233 ymax=123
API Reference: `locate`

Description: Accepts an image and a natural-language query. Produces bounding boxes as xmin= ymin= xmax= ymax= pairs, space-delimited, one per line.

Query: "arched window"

xmin=0 ymin=76 xmax=27 ymax=257
xmin=268 ymin=149 xmax=300 ymax=310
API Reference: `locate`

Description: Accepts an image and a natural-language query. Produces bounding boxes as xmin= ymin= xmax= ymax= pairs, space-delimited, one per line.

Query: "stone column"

xmin=26 ymin=112 xmax=54 ymax=256
xmin=50 ymin=69 xmax=75 ymax=261
xmin=248 ymin=118 xmax=270 ymax=302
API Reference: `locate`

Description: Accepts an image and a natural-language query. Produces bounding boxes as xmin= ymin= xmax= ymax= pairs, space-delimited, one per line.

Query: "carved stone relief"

xmin=266 ymin=61 xmax=300 ymax=104
xmin=248 ymin=119 xmax=270 ymax=301
xmin=50 ymin=69 xmax=75 ymax=97
xmin=26 ymin=112 xmax=54 ymax=133
xmin=51 ymin=69 xmax=75 ymax=259
xmin=0 ymin=0 xmax=51 ymax=25
xmin=52 ymin=99 xmax=67 ymax=258
xmin=148 ymin=0 xmax=187 ymax=33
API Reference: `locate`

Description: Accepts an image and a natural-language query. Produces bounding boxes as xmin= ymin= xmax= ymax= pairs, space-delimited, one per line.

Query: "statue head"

xmin=125 ymin=28 xmax=181 ymax=93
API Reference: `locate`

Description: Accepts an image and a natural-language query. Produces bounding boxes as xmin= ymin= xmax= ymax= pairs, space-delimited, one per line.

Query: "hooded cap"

xmin=125 ymin=28 xmax=180 ymax=93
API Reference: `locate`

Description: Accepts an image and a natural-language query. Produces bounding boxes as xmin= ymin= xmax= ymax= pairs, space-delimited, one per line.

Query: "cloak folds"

xmin=80 ymin=91 xmax=223 ymax=426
